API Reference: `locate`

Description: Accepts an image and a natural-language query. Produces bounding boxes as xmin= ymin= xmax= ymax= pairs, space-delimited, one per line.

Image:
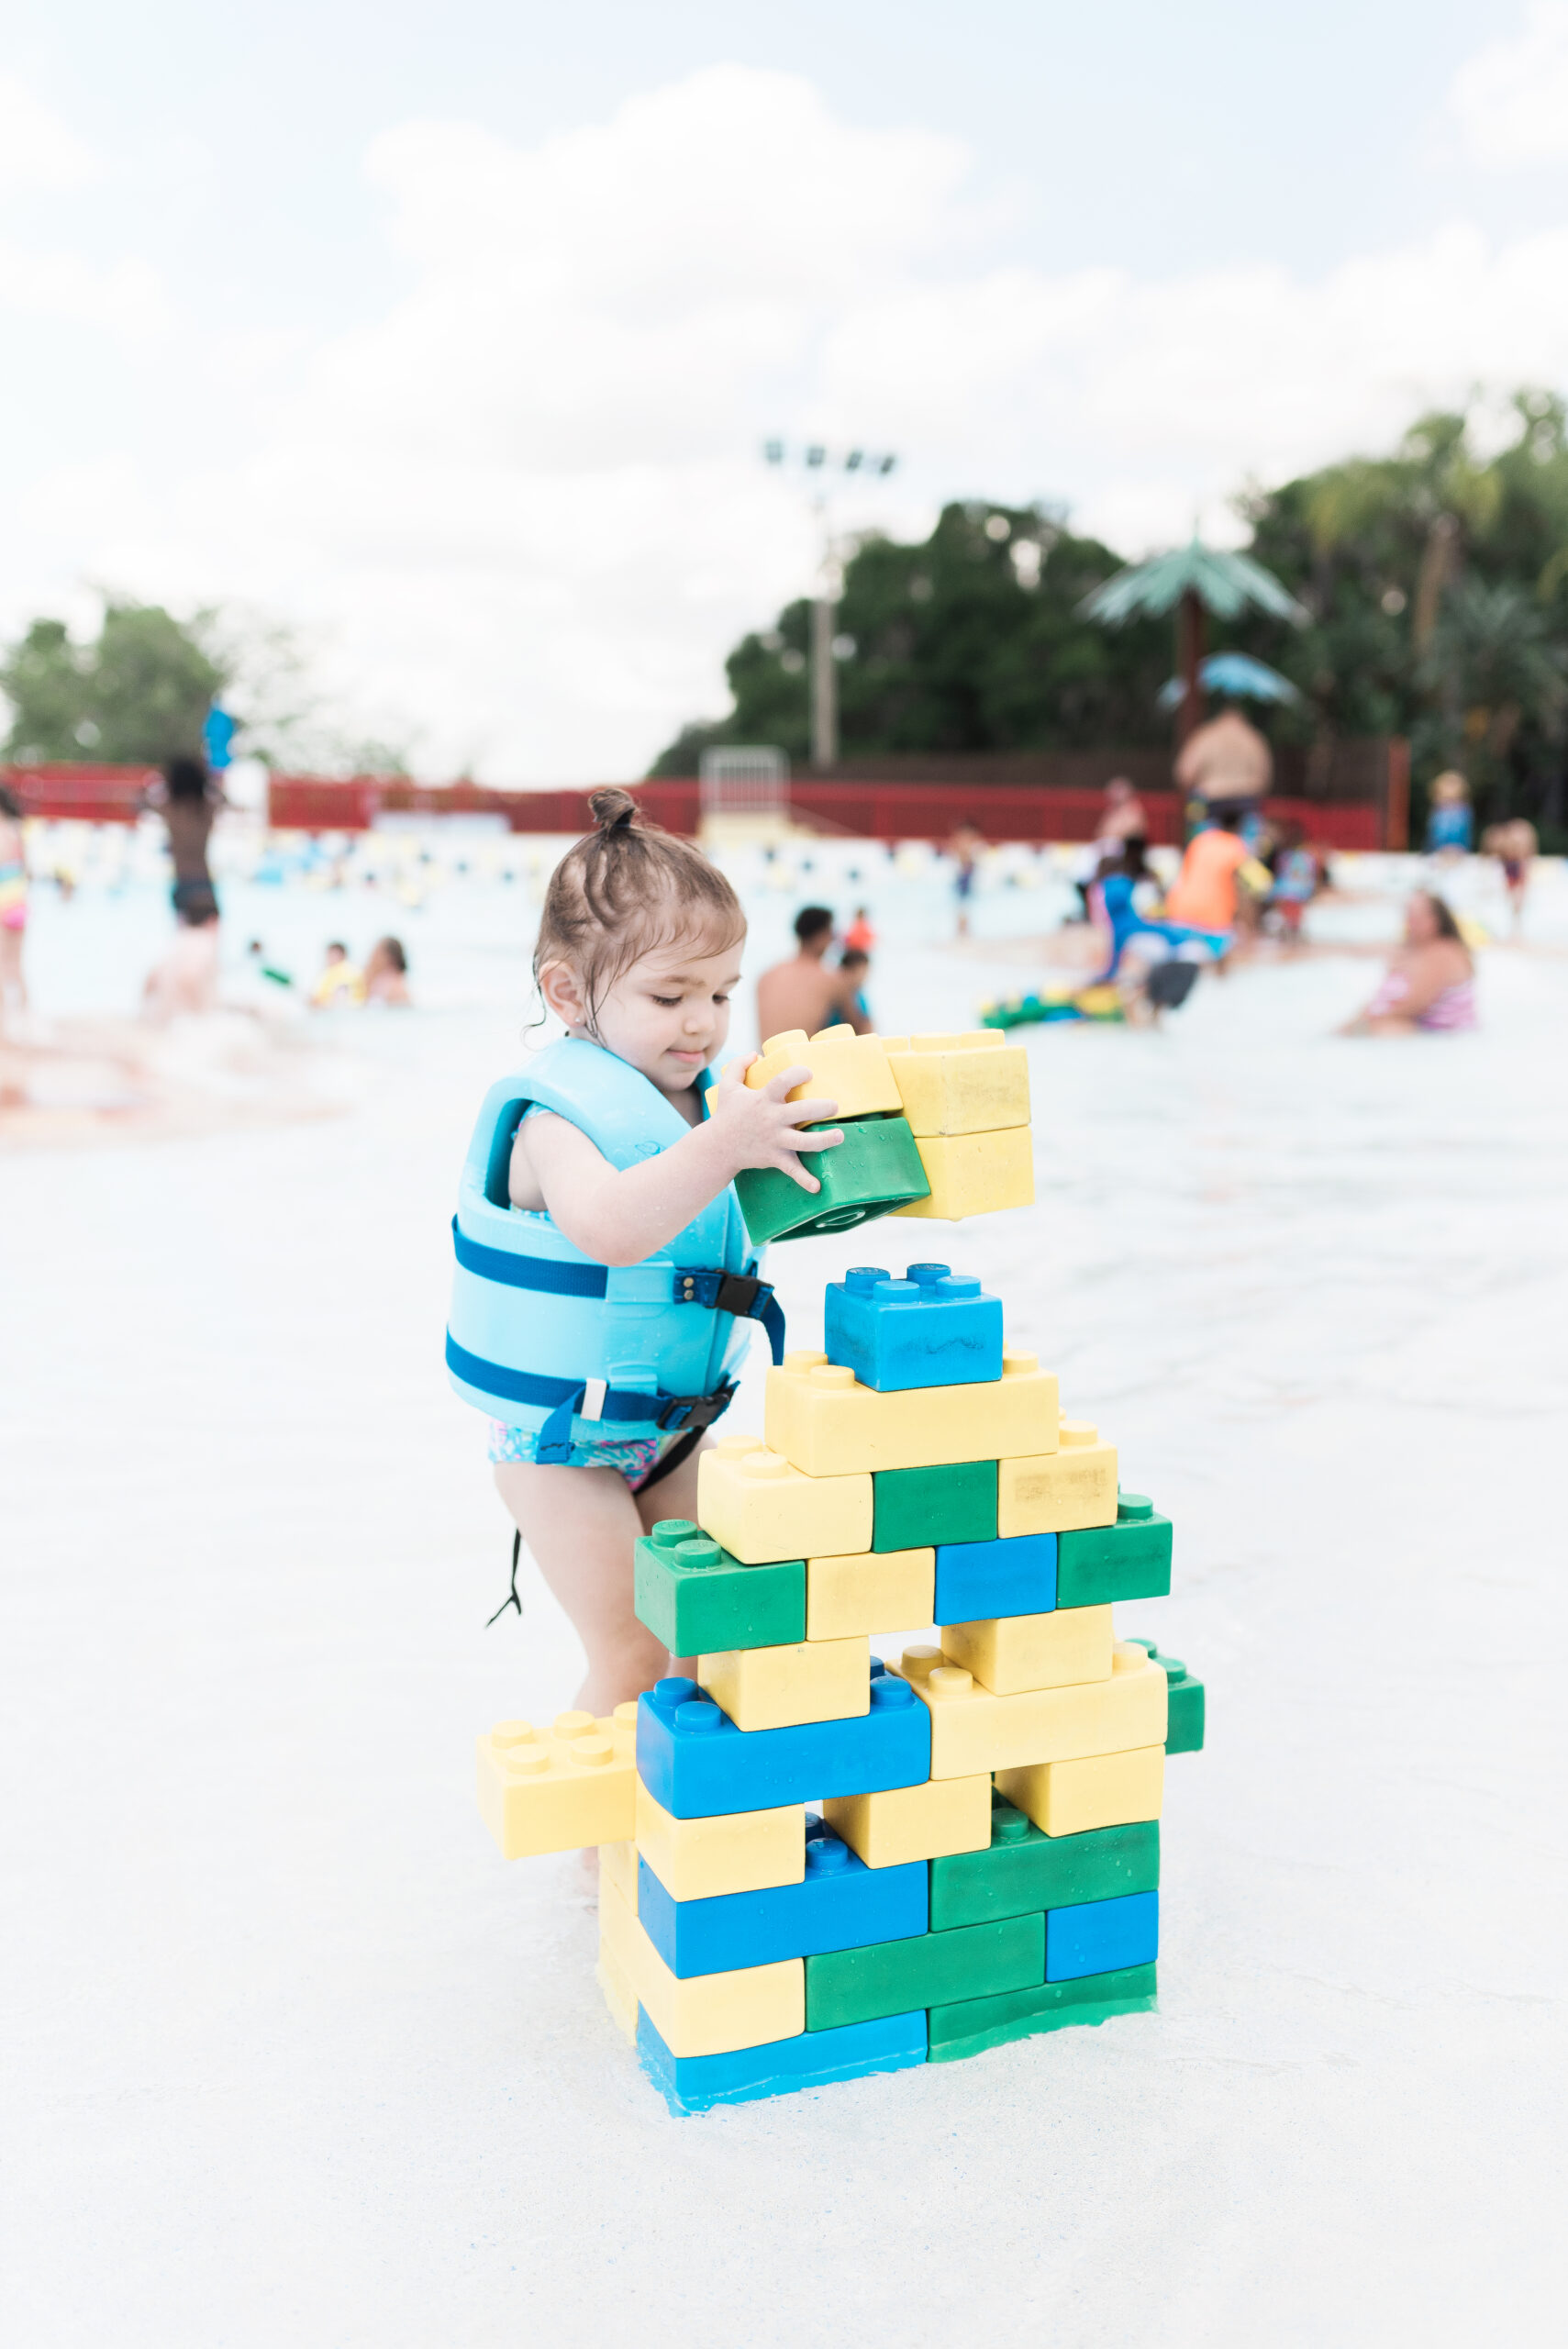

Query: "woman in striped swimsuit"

xmin=1340 ymin=890 xmax=1476 ymax=1035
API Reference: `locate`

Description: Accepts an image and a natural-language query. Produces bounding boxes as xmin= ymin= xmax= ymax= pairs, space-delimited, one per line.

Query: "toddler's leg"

xmin=494 ymin=1460 xmax=669 ymax=1715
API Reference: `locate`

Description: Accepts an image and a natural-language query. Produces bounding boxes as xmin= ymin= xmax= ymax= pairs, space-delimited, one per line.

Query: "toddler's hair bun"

xmin=588 ymin=785 xmax=639 ymax=832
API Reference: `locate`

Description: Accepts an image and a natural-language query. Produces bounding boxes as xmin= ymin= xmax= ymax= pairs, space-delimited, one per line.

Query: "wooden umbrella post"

xmin=1176 ymin=587 xmax=1205 ymax=745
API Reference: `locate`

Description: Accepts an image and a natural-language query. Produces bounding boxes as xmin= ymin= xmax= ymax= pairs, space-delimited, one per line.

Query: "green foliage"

xmin=1238 ymin=392 xmax=1568 ymax=819
xmin=658 ymin=395 xmax=1568 ymax=828
xmin=651 ymin=504 xmax=1170 ymax=773
xmin=0 ymin=620 xmax=85 ymax=761
xmin=0 ymin=600 xmax=409 ymax=778
xmin=1 ymin=600 xmax=226 ymax=764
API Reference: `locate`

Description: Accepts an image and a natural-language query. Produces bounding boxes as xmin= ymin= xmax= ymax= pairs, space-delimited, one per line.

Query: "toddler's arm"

xmin=511 ymin=1060 xmax=841 ymax=1266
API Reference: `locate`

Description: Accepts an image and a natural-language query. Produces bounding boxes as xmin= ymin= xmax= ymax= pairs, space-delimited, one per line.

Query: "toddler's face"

xmin=574 ymin=931 xmax=744 ymax=1096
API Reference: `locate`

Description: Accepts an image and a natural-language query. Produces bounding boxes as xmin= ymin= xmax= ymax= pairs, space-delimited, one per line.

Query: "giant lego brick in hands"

xmin=476 ymin=1033 xmax=1207 ymax=2113
xmin=730 ymin=1027 xmax=1035 ymax=1245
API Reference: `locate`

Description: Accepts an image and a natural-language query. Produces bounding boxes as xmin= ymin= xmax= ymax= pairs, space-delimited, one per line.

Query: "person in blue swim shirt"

xmin=451 ymin=787 xmax=842 ymax=1714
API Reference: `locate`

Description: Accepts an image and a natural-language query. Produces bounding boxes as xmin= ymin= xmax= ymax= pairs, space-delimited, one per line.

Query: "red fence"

xmin=3 ymin=762 xmax=156 ymax=822
xmin=263 ymin=774 xmax=1386 ymax=849
xmin=4 ymin=755 xmax=1395 ymax=850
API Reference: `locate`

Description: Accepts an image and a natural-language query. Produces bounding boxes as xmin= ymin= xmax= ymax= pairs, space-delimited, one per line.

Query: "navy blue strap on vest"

xmin=450 ymin=1219 xmax=784 ymax=1363
xmin=444 ymin=1334 xmax=739 ymax=1464
xmin=451 ymin=1221 xmax=607 ymax=1296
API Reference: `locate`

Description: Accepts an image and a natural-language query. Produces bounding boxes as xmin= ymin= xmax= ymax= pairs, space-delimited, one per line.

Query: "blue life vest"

xmin=445 ymin=1039 xmax=784 ymax=1464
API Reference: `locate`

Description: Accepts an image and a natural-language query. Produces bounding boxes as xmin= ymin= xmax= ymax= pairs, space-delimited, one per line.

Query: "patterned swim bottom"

xmin=486 ymin=1417 xmax=692 ymax=1486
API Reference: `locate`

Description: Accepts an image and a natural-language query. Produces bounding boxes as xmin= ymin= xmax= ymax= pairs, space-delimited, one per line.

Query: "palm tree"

xmin=1080 ymin=540 xmax=1306 ymax=741
xmin=1303 ymin=412 xmax=1502 ymax=657
xmin=1418 ymin=577 xmax=1567 ymax=805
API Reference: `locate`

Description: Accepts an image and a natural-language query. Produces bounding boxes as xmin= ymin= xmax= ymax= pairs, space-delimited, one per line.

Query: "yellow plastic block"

xmin=806 ymin=1546 xmax=935 ymax=1640
xmin=595 ymin=1941 xmax=639 ymax=2042
xmin=635 ymin=1779 xmax=806 ymax=1901
xmin=700 ymin=1633 xmax=870 ymax=1731
xmin=997 ymin=1420 xmax=1118 ymax=1537
xmin=476 ymin=1702 xmax=639 ymax=1858
xmin=599 ymin=1835 xmax=639 ymax=1914
xmin=996 ymin=1742 xmax=1166 ymax=1837
xmin=894 ymin=1642 xmax=1166 ymax=1779
xmin=881 ymin=1031 xmax=1030 ymax=1137
xmin=696 ymin=1441 xmax=873 ymax=1564
xmin=893 ymin=1127 xmax=1034 ymax=1220
xmin=823 ymin=1772 xmax=993 ymax=1869
xmin=940 ymin=1603 xmax=1114 ymax=1696
xmin=744 ymin=1027 xmax=903 ymax=1118
xmin=763 ymin=1347 xmax=1057 ymax=1477
xmin=599 ymin=1871 xmax=805 ymax=2056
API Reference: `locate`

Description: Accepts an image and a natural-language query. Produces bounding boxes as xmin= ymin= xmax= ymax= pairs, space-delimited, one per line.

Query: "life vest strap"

xmin=451 ymin=1220 xmax=608 ymax=1295
xmin=445 ymin=1333 xmax=740 ymax=1465
xmin=450 ymin=1220 xmax=785 ymax=1363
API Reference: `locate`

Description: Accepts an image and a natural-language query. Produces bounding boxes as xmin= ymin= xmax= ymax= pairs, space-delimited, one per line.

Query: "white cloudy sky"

xmin=5 ymin=0 xmax=1568 ymax=778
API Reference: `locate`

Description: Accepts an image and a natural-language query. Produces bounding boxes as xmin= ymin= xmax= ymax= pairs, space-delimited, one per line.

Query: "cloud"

xmin=14 ymin=61 xmax=1568 ymax=779
xmin=0 ymin=72 xmax=101 ymax=192
xmin=0 ymin=76 xmax=164 ymax=333
xmin=1447 ymin=3 xmax=1568 ymax=167
xmin=0 ymin=241 xmax=166 ymax=332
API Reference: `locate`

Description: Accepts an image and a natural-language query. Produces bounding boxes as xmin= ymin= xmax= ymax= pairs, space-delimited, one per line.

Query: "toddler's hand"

xmin=709 ymin=1056 xmax=844 ymax=1194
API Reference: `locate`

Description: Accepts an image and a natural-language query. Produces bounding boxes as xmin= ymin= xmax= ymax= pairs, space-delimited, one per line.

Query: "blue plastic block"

xmin=824 ymin=1262 xmax=1005 ymax=1393
xmin=1046 ymin=1888 xmax=1160 ymax=1982
xmin=933 ymin=1531 xmax=1057 ymax=1623
xmin=636 ymin=2004 xmax=928 ymax=2115
xmin=637 ymin=1821 xmax=928 ymax=1977
xmin=636 ymin=1664 xmax=931 ymax=1820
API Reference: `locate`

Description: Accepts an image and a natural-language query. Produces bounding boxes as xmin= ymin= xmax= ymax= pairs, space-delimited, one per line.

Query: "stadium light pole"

xmin=764 ymin=441 xmax=897 ymax=772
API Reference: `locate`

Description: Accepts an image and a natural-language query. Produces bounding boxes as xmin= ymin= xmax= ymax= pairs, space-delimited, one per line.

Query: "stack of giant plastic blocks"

xmin=473 ymin=1031 xmax=1204 ymax=2114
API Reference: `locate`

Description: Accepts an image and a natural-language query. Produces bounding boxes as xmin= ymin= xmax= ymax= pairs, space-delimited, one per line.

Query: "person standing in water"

xmin=1174 ymin=707 xmax=1272 ymax=833
xmin=0 ymin=785 xmax=29 ymax=1032
xmin=146 ymin=755 xmax=224 ymax=924
xmin=455 ymin=789 xmax=844 ymax=1711
xmin=949 ymin=821 xmax=984 ymax=937
xmin=755 ymin=907 xmax=871 ymax=1040
xmin=1483 ymin=818 xmax=1537 ymax=935
xmin=1425 ymin=772 xmax=1473 ymax=859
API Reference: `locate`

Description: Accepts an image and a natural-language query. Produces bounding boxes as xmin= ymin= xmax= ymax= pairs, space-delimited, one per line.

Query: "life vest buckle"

xmin=674 ymin=1267 xmax=775 ymax=1321
xmin=655 ymin=1380 xmax=739 ymax=1433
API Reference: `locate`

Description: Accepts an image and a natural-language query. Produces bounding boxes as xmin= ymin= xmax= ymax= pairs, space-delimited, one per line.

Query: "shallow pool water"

xmin=4 ymin=839 xmax=1562 ymax=2346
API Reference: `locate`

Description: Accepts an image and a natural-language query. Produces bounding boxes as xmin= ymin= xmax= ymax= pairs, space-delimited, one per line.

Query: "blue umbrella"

xmin=1156 ymin=651 xmax=1300 ymax=710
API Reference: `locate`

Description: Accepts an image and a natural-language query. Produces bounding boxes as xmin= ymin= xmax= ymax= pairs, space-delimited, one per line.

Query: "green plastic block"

xmin=633 ymin=1520 xmax=806 ymax=1655
xmin=1165 ymin=1667 xmax=1205 ymax=1753
xmin=928 ymin=1962 xmax=1157 ymax=2061
xmin=873 ymin=1459 xmax=997 ymax=1553
xmin=1055 ymin=1492 xmax=1173 ymax=1607
xmin=929 ymin=1803 xmax=1160 ymax=1931
xmin=805 ymin=1913 xmax=1042 ymax=2032
xmin=734 ymin=1115 xmax=929 ymax=1247
xmin=1126 ymin=1639 xmax=1206 ymax=1753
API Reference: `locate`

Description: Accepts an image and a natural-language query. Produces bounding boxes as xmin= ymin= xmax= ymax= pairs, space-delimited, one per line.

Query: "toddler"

xmin=454 ymin=788 xmax=842 ymax=1713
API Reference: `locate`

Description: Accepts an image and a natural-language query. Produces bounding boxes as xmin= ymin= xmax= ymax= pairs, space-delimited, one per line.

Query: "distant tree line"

xmin=653 ymin=392 xmax=1568 ymax=834
xmin=0 ymin=599 xmax=408 ymax=778
xmin=2 ymin=602 xmax=225 ymax=767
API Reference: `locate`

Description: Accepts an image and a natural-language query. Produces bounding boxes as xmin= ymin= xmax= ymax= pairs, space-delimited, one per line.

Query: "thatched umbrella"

xmin=1081 ymin=539 xmax=1307 ymax=743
